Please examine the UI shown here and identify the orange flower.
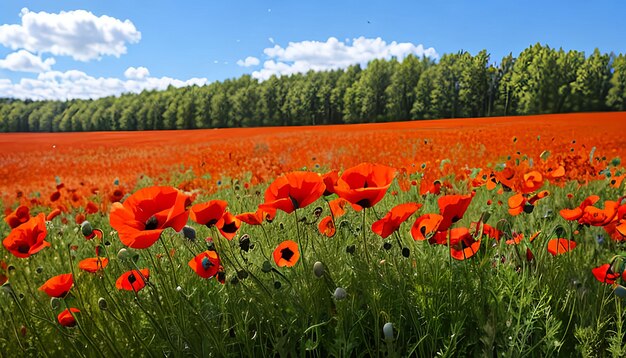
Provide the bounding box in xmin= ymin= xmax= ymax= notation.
xmin=437 ymin=194 xmax=474 ymax=232
xmin=190 ymin=200 xmax=227 ymax=227
xmin=410 ymin=214 xmax=443 ymax=241
xmin=236 ymin=208 xmax=269 ymax=226
xmin=46 ymin=208 xmax=62 ymax=221
xmin=559 ymin=195 xmax=600 ymax=221
xmin=321 ymin=169 xmax=339 ymax=196
xmin=216 ymin=212 xmax=241 ymax=240
xmin=520 ymin=171 xmax=544 ymax=193
xmin=579 ymin=200 xmax=619 ymax=226
xmin=85 ymin=201 xmax=99 ymax=214
xmin=448 ymin=228 xmax=481 ymax=260
xmin=547 ymin=239 xmax=577 ymax=256
xmin=508 ymin=191 xmax=549 ymax=216
xmin=188 ymin=250 xmax=220 ymax=279
xmin=109 ymin=186 xmax=191 ymax=249
xmin=58 ymin=308 xmax=80 ymax=327
xmin=318 ymin=216 xmax=336 ymax=237
xmin=328 ymin=198 xmax=349 ymax=218
xmin=3 ymin=213 xmax=49 ymax=258
xmin=4 ymin=205 xmax=30 ymax=229
xmin=116 ymin=269 xmax=150 ymax=291
xmin=39 ymin=273 xmax=73 ymax=298
xmin=333 ymin=163 xmax=396 ymax=210
xmin=259 ymin=171 xmax=325 ymax=214
xmin=372 ymin=203 xmax=421 ymax=238
xmin=273 ymin=240 xmax=300 ymax=267
xmin=78 ymin=257 xmax=109 ymax=273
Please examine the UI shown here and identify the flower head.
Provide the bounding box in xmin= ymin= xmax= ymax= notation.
xmin=3 ymin=213 xmax=49 ymax=258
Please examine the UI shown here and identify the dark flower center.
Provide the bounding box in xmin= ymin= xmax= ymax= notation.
xmin=128 ymin=273 xmax=137 ymax=284
xmin=289 ymin=195 xmax=299 ymax=210
xmin=451 ymin=215 xmax=461 ymax=223
xmin=356 ymin=199 xmax=371 ymax=208
xmin=205 ymin=219 xmax=218 ymax=228
xmin=17 ymin=243 xmax=30 ymax=254
xmin=221 ymin=222 xmax=238 ymax=233
xmin=202 ymin=257 xmax=213 ymax=270
xmin=420 ymin=226 xmax=427 ymax=236
xmin=281 ymin=247 xmax=294 ymax=261
xmin=145 ymin=216 xmax=159 ymax=230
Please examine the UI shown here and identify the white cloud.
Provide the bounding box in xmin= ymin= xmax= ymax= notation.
xmin=252 ymin=36 xmax=438 ymax=80
xmin=124 ymin=66 xmax=150 ymax=80
xmin=0 ymin=68 xmax=207 ymax=100
xmin=0 ymin=50 xmax=55 ymax=72
xmin=236 ymin=56 xmax=260 ymax=67
xmin=0 ymin=8 xmax=141 ymax=61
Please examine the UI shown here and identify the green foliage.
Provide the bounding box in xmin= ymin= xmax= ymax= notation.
xmin=1 ymin=44 xmax=626 ymax=132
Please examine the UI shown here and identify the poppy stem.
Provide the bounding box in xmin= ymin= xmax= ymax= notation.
xmin=158 ymin=234 xmax=180 ymax=287
xmin=294 ymin=210 xmax=308 ymax=268
xmin=362 ymin=209 xmax=371 ymax=264
xmin=62 ymin=299 xmax=106 ymax=358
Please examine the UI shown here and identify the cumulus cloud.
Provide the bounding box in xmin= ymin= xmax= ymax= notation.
xmin=236 ymin=56 xmax=260 ymax=67
xmin=124 ymin=66 xmax=150 ymax=80
xmin=252 ymin=37 xmax=438 ymax=80
xmin=0 ymin=8 xmax=141 ymax=61
xmin=0 ymin=68 xmax=207 ymax=100
xmin=0 ymin=50 xmax=55 ymax=72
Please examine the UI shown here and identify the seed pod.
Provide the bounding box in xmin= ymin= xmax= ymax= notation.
xmin=182 ymin=226 xmax=196 ymax=242
xmin=333 ymin=287 xmax=347 ymax=301
xmin=383 ymin=322 xmax=394 ymax=341
xmin=313 ymin=261 xmax=325 ymax=278
xmin=81 ymin=221 xmax=94 ymax=237
xmin=50 ymin=297 xmax=61 ymax=310
xmin=98 ymin=297 xmax=108 ymax=310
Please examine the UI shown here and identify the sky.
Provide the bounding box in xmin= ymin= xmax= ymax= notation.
xmin=0 ymin=1 xmax=624 ymax=100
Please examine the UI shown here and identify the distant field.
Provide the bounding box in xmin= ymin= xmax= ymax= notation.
xmin=1 ymin=112 xmax=625 ymax=204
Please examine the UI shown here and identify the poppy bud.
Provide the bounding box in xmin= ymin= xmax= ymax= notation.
xmin=383 ymin=242 xmax=392 ymax=250
xmin=346 ymin=245 xmax=356 ymax=255
xmin=402 ymin=247 xmax=410 ymax=258
xmin=274 ymin=281 xmax=282 ymax=289
xmin=182 ymin=226 xmax=196 ymax=242
xmin=81 ymin=221 xmax=93 ymax=237
xmin=383 ymin=322 xmax=394 ymax=341
xmin=36 ymin=266 xmax=43 ymax=274
xmin=261 ymin=261 xmax=273 ymax=273
xmin=1 ymin=282 xmax=13 ymax=294
xmin=313 ymin=261 xmax=325 ymax=278
xmin=614 ymin=285 xmax=626 ymax=299
xmin=239 ymin=234 xmax=251 ymax=252
xmin=50 ymin=297 xmax=61 ymax=310
xmin=20 ymin=325 xmax=26 ymax=337
xmin=237 ymin=270 xmax=249 ymax=280
xmin=98 ymin=297 xmax=107 ymax=310
xmin=117 ymin=248 xmax=129 ymax=260
xmin=333 ymin=287 xmax=347 ymax=301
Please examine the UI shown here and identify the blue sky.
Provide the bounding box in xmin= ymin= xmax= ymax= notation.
xmin=0 ymin=0 xmax=624 ymax=100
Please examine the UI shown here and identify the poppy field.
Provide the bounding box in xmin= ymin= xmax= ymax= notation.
xmin=2 ymin=112 xmax=626 ymax=356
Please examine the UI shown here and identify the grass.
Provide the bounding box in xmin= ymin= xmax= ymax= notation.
xmin=1 ymin=166 xmax=626 ymax=357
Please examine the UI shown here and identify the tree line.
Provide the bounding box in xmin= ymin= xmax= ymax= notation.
xmin=1 ymin=43 xmax=625 ymax=132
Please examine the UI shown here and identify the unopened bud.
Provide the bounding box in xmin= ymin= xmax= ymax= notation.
xmin=98 ymin=297 xmax=107 ymax=310
xmin=313 ymin=261 xmax=324 ymax=278
xmin=117 ymin=248 xmax=129 ymax=260
xmin=333 ymin=287 xmax=347 ymax=301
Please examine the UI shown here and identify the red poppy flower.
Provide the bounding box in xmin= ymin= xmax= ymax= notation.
xmin=116 ymin=269 xmax=150 ymax=291
xmin=78 ymin=257 xmax=109 ymax=273
xmin=592 ymin=264 xmax=620 ymax=284
xmin=273 ymin=240 xmax=300 ymax=267
xmin=259 ymin=171 xmax=325 ymax=214
xmin=190 ymin=200 xmax=227 ymax=227
xmin=3 ymin=213 xmax=49 ymax=258
xmin=188 ymin=250 xmax=220 ymax=279
xmin=236 ymin=208 xmax=269 ymax=226
xmin=58 ymin=308 xmax=80 ymax=327
xmin=559 ymin=195 xmax=600 ymax=221
xmin=333 ymin=163 xmax=396 ymax=210
xmin=109 ymin=186 xmax=191 ymax=249
xmin=410 ymin=214 xmax=443 ymax=241
xmin=547 ymin=239 xmax=577 ymax=256
xmin=437 ymin=194 xmax=474 ymax=232
xmin=318 ymin=216 xmax=336 ymax=237
xmin=4 ymin=205 xmax=30 ymax=229
xmin=329 ymin=198 xmax=349 ymax=218
xmin=0 ymin=260 xmax=8 ymax=286
xmin=610 ymin=174 xmax=626 ymax=189
xmin=46 ymin=208 xmax=62 ymax=221
xmin=39 ymin=273 xmax=73 ymax=298
xmin=508 ymin=191 xmax=549 ymax=216
xmin=109 ymin=187 xmax=125 ymax=203
xmin=322 ymin=170 xmax=339 ymax=196
xmin=579 ymin=201 xmax=619 ymax=226
xmin=372 ymin=203 xmax=421 ymax=238
xmin=50 ymin=191 xmax=61 ymax=202
xmin=420 ymin=180 xmax=442 ymax=196
xmin=85 ymin=201 xmax=99 ymax=214
xmin=448 ymin=228 xmax=481 ymax=260
xmin=521 ymin=171 xmax=544 ymax=193
xmin=471 ymin=223 xmax=502 ymax=241
xmin=75 ymin=213 xmax=86 ymax=225
xmin=216 ymin=212 xmax=241 ymax=240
